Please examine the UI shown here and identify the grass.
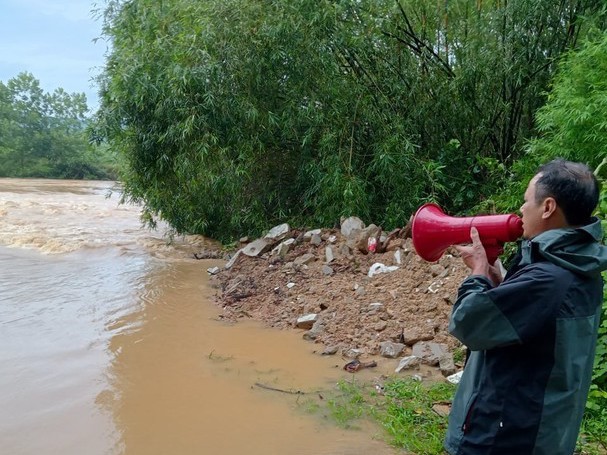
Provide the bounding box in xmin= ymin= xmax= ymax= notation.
xmin=299 ymin=376 xmax=607 ymax=455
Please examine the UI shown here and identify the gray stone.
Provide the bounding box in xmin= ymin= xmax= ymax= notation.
xmin=271 ymin=238 xmax=295 ymax=258
xmin=394 ymin=249 xmax=402 ymax=264
xmin=340 ymin=216 xmax=365 ymax=237
xmin=429 ymin=264 xmax=446 ymax=277
xmin=310 ymin=233 xmax=322 ymax=246
xmin=294 ymin=253 xmax=316 ymax=267
xmin=303 ymin=228 xmax=322 ymax=240
xmin=401 ymin=328 xmax=434 ymax=346
xmin=368 ymin=302 xmax=384 ymax=313
xmin=338 ymin=244 xmax=351 ymax=257
xmin=206 ymin=266 xmax=220 ymax=275
xmin=224 ymin=250 xmax=243 ymax=269
xmin=321 ymin=345 xmax=339 ymax=355
xmin=325 ymin=246 xmax=335 ymax=263
xmin=265 ymin=223 xmax=290 ymax=240
xmin=379 ymin=341 xmax=405 ymax=358
xmin=344 ymin=348 xmax=364 ymax=359
xmin=439 ymin=353 xmax=457 ymax=377
xmin=242 ymin=238 xmax=272 ymax=257
xmin=395 ymin=355 xmax=421 ymax=373
xmin=321 ymin=265 xmax=334 ymax=276
xmin=303 ymin=319 xmax=325 ymax=341
xmin=412 ymin=341 xmax=449 ymax=366
xmin=296 ymin=313 xmax=318 ymax=330
xmin=374 ymin=321 xmax=388 ymax=332
xmin=346 ymin=224 xmax=382 ymax=253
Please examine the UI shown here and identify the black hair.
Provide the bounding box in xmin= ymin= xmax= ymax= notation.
xmin=535 ymin=159 xmax=599 ymax=226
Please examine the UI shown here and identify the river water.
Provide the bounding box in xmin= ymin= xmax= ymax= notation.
xmin=0 ymin=178 xmax=396 ymax=455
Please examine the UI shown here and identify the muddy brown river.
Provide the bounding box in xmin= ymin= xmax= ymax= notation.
xmin=0 ymin=178 xmax=396 ymax=455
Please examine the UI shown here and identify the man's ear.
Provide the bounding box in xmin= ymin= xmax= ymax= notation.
xmin=541 ymin=197 xmax=558 ymax=219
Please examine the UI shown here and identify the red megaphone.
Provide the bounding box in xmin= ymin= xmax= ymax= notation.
xmin=411 ymin=203 xmax=523 ymax=265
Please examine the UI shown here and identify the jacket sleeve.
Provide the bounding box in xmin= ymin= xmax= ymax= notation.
xmin=449 ymin=265 xmax=566 ymax=351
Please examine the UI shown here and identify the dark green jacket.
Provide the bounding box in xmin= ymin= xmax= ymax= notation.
xmin=445 ymin=218 xmax=607 ymax=455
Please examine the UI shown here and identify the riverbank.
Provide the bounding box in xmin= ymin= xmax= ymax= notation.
xmin=209 ymin=219 xmax=471 ymax=379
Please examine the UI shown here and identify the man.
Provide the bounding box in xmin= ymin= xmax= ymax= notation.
xmin=444 ymin=159 xmax=607 ymax=455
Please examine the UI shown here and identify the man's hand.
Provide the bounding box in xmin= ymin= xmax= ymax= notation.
xmin=454 ymin=227 xmax=503 ymax=285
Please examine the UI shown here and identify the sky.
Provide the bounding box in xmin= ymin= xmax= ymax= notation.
xmin=0 ymin=0 xmax=108 ymax=112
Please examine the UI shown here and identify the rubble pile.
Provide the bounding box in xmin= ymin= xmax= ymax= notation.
xmin=210 ymin=217 xmax=471 ymax=378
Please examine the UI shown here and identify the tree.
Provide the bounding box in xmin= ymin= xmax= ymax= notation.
xmin=0 ymin=72 xmax=116 ymax=179
xmin=94 ymin=0 xmax=606 ymax=241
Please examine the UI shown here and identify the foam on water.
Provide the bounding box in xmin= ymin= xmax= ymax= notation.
xmin=0 ymin=178 xmax=219 ymax=257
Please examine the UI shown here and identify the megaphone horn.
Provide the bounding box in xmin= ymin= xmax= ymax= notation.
xmin=411 ymin=203 xmax=523 ymax=264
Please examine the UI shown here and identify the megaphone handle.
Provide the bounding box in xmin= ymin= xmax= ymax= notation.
xmin=484 ymin=244 xmax=503 ymax=266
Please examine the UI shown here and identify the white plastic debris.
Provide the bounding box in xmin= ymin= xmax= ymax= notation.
xmin=368 ymin=262 xmax=399 ymax=278
xmin=447 ymin=371 xmax=463 ymax=384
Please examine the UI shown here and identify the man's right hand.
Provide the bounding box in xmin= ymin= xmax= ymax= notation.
xmin=454 ymin=227 xmax=503 ymax=285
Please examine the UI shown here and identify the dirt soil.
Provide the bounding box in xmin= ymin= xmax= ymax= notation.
xmin=209 ymin=225 xmax=471 ymax=367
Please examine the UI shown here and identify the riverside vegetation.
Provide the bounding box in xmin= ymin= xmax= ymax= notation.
xmin=0 ymin=72 xmax=117 ymax=179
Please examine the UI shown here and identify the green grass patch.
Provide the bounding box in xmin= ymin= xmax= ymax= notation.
xmin=304 ymin=376 xmax=607 ymax=455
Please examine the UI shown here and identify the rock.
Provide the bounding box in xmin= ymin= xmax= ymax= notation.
xmin=432 ymin=403 xmax=451 ymax=418
xmin=310 ymin=233 xmax=322 ymax=246
xmin=394 ymin=249 xmax=402 ymax=264
xmin=347 ymin=224 xmax=381 ymax=253
xmin=242 ymin=238 xmax=272 ymax=257
xmin=427 ymin=281 xmax=441 ymax=293
xmin=340 ymin=216 xmax=365 ymax=237
xmin=207 ymin=266 xmax=220 ymax=275
xmin=303 ymin=319 xmax=325 ymax=341
xmin=439 ymin=352 xmax=457 ymax=377
xmin=265 ymin=223 xmax=290 ymax=240
xmin=344 ymin=348 xmax=364 ymax=359
xmin=395 ymin=355 xmax=421 ymax=373
xmin=429 ymin=264 xmax=446 ymax=277
xmin=338 ymin=244 xmax=351 ymax=257
xmin=325 ymin=246 xmax=335 ymax=263
xmin=294 ymin=253 xmax=316 ymax=267
xmin=374 ymin=321 xmax=388 ymax=332
xmin=379 ymin=341 xmax=405 ymax=358
xmin=368 ymin=302 xmax=384 ymax=313
xmin=296 ymin=314 xmax=318 ymax=329
xmin=303 ymin=229 xmax=322 ymax=241
xmin=271 ymin=238 xmax=295 ymax=258
xmin=321 ymin=265 xmax=334 ymax=276
xmin=239 ymin=236 xmax=249 ymax=244
xmin=412 ymin=341 xmax=449 ymax=366
xmin=224 ymin=250 xmax=243 ymax=269
xmin=321 ymin=345 xmax=339 ymax=355
xmin=401 ymin=328 xmax=435 ymax=346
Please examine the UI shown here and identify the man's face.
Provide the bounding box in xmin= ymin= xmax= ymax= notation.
xmin=519 ymin=174 xmax=544 ymax=239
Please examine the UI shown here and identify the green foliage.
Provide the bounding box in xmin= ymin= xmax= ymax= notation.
xmin=326 ymin=380 xmax=369 ymax=428
xmin=94 ymin=0 xmax=605 ymax=240
xmin=0 ymin=72 xmax=118 ymax=179
xmin=497 ymin=31 xmax=607 ymax=214
xmin=312 ymin=377 xmax=455 ymax=454
xmin=381 ymin=379 xmax=455 ymax=454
